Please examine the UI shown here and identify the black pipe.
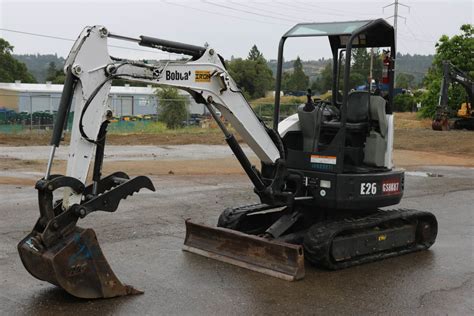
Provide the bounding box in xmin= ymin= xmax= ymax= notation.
xmin=225 ymin=134 xmax=266 ymax=192
xmin=331 ymin=49 xmax=339 ymax=106
xmin=92 ymin=121 xmax=109 ymax=186
xmin=273 ymin=37 xmax=286 ymax=131
xmin=50 ymin=67 xmax=77 ymax=147
xmin=139 ymin=35 xmax=206 ymax=59
xmin=387 ymin=38 xmax=396 ymax=114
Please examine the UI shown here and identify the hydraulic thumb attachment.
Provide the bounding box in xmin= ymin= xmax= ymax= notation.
xmin=18 ymin=172 xmax=155 ymax=299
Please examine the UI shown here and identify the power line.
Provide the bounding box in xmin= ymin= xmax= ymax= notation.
xmin=403 ymin=23 xmax=437 ymax=43
xmin=277 ymin=1 xmax=348 ymax=18
xmin=294 ymin=0 xmax=381 ymax=17
xmin=161 ymin=0 xmax=287 ymax=26
xmin=228 ymin=1 xmax=308 ymax=23
xmin=201 ymin=0 xmax=297 ymax=23
xmin=0 ymin=28 xmax=172 ymax=56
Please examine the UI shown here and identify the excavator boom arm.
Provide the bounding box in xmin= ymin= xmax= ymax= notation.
xmin=54 ymin=26 xmax=283 ymax=207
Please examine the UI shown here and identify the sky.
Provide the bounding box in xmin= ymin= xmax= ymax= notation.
xmin=0 ymin=0 xmax=472 ymax=61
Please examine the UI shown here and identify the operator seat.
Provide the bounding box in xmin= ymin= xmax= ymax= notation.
xmin=298 ymin=94 xmax=323 ymax=152
xmin=364 ymin=95 xmax=388 ymax=167
xmin=322 ymin=90 xmax=370 ymax=130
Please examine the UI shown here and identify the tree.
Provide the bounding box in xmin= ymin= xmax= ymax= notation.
xmin=393 ymin=93 xmax=416 ymax=112
xmin=311 ymin=62 xmax=333 ymax=94
xmin=156 ymin=87 xmax=188 ymax=129
xmin=227 ymin=45 xmax=273 ymax=99
xmin=396 ymin=73 xmax=415 ymax=89
xmin=45 ymin=61 xmax=66 ymax=84
xmin=420 ymin=24 xmax=474 ymax=118
xmin=0 ymin=38 xmax=36 ymax=83
xmin=349 ymin=48 xmax=383 ymax=88
xmin=282 ymin=56 xmax=309 ymax=92
xmin=248 ymin=44 xmax=263 ymax=61
xmin=312 ymin=48 xmax=384 ymax=95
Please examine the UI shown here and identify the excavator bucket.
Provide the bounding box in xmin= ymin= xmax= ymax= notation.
xmin=18 ymin=227 xmax=142 ymax=299
xmin=183 ymin=220 xmax=305 ymax=281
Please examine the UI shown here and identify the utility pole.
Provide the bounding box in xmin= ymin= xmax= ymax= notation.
xmin=369 ymin=48 xmax=374 ymax=91
xmin=383 ymin=0 xmax=410 ymax=87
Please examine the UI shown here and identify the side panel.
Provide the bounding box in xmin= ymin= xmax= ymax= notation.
xmin=293 ymin=169 xmax=404 ymax=210
xmin=384 ymin=114 xmax=394 ymax=168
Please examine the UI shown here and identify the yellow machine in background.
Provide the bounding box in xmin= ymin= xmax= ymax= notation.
xmin=457 ymin=102 xmax=472 ymax=118
xmin=432 ymin=61 xmax=474 ymax=131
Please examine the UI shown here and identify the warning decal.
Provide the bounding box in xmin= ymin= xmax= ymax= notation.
xmin=310 ymin=155 xmax=337 ymax=165
xmin=195 ymin=70 xmax=211 ymax=82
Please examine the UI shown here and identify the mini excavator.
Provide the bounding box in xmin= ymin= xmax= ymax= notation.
xmin=18 ymin=19 xmax=437 ymax=299
xmin=432 ymin=60 xmax=474 ymax=131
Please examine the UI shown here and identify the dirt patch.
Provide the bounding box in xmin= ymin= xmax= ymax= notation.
xmin=394 ymin=129 xmax=474 ymax=156
xmin=0 ymin=132 xmax=52 ymax=146
xmin=0 ymin=158 xmax=44 ymax=170
xmin=394 ymin=112 xmax=432 ymax=129
xmin=0 ymin=157 xmax=250 ymax=179
xmin=0 ymin=177 xmax=36 ymax=186
xmin=0 ymin=130 xmax=231 ymax=146
xmin=106 ymin=132 xmax=228 ymax=146
xmin=394 ymin=150 xmax=474 ymax=168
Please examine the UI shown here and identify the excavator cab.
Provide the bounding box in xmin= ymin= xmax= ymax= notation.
xmin=213 ymin=19 xmax=436 ymax=274
xmin=274 ymin=19 xmax=402 ymax=209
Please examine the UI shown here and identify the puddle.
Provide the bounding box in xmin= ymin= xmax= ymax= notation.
xmin=405 ymin=171 xmax=443 ymax=177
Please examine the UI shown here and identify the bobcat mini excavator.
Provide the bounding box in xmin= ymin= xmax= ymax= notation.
xmin=18 ymin=19 xmax=437 ymax=299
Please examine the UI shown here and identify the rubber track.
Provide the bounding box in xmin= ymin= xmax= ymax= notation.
xmin=303 ymin=208 xmax=438 ymax=270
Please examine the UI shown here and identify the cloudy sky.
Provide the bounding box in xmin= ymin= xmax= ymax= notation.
xmin=0 ymin=0 xmax=472 ymax=61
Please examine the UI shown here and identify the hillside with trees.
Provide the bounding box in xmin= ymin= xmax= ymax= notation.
xmin=13 ymin=53 xmax=65 ymax=82
xmin=0 ymin=38 xmax=36 ymax=83
xmin=267 ymin=58 xmax=330 ymax=82
xmin=396 ymin=53 xmax=434 ymax=86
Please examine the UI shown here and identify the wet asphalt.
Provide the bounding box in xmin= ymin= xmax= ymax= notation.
xmin=0 ymin=166 xmax=473 ymax=315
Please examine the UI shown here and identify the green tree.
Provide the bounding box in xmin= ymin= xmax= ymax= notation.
xmin=396 ymin=73 xmax=415 ymax=89
xmin=248 ymin=44 xmax=263 ymax=61
xmin=45 ymin=61 xmax=66 ymax=84
xmin=311 ymin=62 xmax=333 ymax=94
xmin=349 ymin=48 xmax=383 ymax=88
xmin=420 ymin=24 xmax=474 ymax=118
xmin=227 ymin=45 xmax=273 ymax=99
xmin=0 ymin=38 xmax=36 ymax=83
xmin=156 ymin=87 xmax=188 ymax=129
xmin=393 ymin=93 xmax=416 ymax=112
xmin=283 ymin=56 xmax=309 ymax=91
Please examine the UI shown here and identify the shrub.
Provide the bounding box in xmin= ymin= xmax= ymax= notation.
xmin=156 ymin=87 xmax=188 ymax=129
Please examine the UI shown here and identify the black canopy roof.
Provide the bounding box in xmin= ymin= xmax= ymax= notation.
xmin=283 ymin=19 xmax=394 ymax=51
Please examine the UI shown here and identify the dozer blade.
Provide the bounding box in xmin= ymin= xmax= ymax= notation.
xmin=183 ymin=220 xmax=304 ymax=281
xmin=18 ymin=227 xmax=142 ymax=299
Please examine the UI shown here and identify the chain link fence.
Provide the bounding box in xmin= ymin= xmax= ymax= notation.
xmin=0 ymin=92 xmax=304 ymax=134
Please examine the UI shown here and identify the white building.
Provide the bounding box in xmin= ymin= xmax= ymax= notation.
xmin=0 ymin=81 xmax=206 ymax=116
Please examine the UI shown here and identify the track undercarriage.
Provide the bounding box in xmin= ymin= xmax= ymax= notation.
xmin=212 ymin=203 xmax=437 ymax=271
